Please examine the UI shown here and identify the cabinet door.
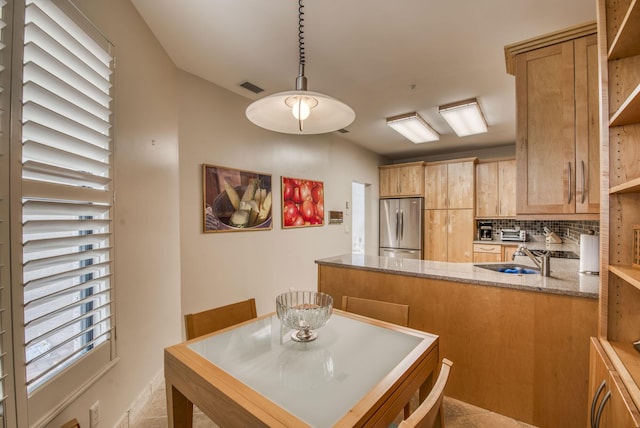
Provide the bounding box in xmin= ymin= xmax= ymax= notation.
xmin=476 ymin=162 xmax=498 ymax=217
xmin=574 ymin=34 xmax=600 ymax=214
xmin=448 ymin=162 xmax=475 ymax=209
xmin=474 ymin=252 xmax=501 ymax=263
xmin=498 ymin=160 xmax=517 ymax=217
xmin=398 ymin=164 xmax=424 ymax=196
xmin=589 ymin=338 xmax=613 ymax=428
xmin=588 ymin=338 xmax=640 ymax=428
xmin=424 ymin=210 xmax=447 ymax=261
xmin=515 ymin=40 xmax=576 ymax=214
xmin=424 ymin=164 xmax=447 ymax=209
xmin=609 ymin=371 xmax=640 ymax=428
xmin=448 ymin=209 xmax=474 ymax=262
xmin=379 ymin=167 xmax=399 ymax=197
xmin=473 ymin=243 xmax=501 ymax=263
xmin=502 ymin=245 xmax=518 ymax=262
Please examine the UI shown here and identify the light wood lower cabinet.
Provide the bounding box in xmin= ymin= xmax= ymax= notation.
xmin=473 ymin=243 xmax=501 ymax=262
xmin=473 ymin=243 xmax=519 ymax=262
xmin=425 ymin=209 xmax=474 ymax=262
xmin=318 ymin=264 xmax=597 ymax=428
xmin=588 ymin=338 xmax=640 ymax=427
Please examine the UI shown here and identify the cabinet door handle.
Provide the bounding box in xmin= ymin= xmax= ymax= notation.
xmin=595 ymin=390 xmax=611 ymax=428
xmin=590 ymin=380 xmax=606 ymax=428
xmin=581 ymin=160 xmax=586 ymax=204
xmin=567 ymin=162 xmax=573 ymax=204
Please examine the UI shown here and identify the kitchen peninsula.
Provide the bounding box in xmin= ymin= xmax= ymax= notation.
xmin=316 ymin=253 xmax=598 ymax=428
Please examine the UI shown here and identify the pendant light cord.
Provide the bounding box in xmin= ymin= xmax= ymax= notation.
xmin=298 ymin=0 xmax=305 ymax=67
xmin=296 ymin=0 xmax=306 ymax=131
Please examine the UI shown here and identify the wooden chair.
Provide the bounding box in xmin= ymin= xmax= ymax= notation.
xmin=184 ymin=298 xmax=257 ymax=340
xmin=398 ymin=358 xmax=453 ymax=428
xmin=341 ymin=296 xmax=412 ymax=418
xmin=341 ymin=295 xmax=409 ymax=326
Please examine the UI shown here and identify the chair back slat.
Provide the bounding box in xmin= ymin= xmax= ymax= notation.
xmin=184 ymin=298 xmax=257 ymax=340
xmin=399 ymin=359 xmax=453 ymax=428
xmin=341 ymin=296 xmax=409 ymax=326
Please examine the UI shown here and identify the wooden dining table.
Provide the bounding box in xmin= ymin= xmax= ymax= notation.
xmin=164 ymin=309 xmax=439 ymax=428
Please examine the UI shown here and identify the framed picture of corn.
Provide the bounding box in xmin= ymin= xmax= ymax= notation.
xmin=202 ymin=164 xmax=273 ymax=232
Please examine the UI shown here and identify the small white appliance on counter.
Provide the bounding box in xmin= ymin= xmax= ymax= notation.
xmin=579 ymin=234 xmax=600 ymax=274
xmin=500 ymin=229 xmax=527 ymax=242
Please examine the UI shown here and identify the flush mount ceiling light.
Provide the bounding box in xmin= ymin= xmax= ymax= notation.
xmin=245 ymin=0 xmax=355 ymax=135
xmin=386 ymin=112 xmax=440 ymax=144
xmin=438 ymin=98 xmax=488 ymax=137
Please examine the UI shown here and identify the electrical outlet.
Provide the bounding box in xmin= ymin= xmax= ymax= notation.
xmin=89 ymin=401 xmax=100 ymax=427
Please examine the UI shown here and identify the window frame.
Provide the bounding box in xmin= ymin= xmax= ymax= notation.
xmin=8 ymin=0 xmax=118 ymax=425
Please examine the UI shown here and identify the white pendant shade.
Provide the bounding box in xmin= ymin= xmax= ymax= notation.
xmin=246 ymin=90 xmax=355 ymax=135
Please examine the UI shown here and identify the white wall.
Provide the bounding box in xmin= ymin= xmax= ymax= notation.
xmin=177 ymin=71 xmax=383 ymax=316
xmin=42 ymin=1 xmax=383 ymax=426
xmin=46 ymin=0 xmax=183 ymax=426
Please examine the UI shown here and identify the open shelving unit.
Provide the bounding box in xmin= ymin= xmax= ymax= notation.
xmin=598 ymin=0 xmax=640 ymax=421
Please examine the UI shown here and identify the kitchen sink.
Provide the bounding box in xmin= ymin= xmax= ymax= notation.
xmin=474 ymin=263 xmax=540 ymax=274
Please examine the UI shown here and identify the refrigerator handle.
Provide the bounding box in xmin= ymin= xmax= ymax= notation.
xmin=400 ymin=209 xmax=404 ymax=241
xmin=395 ymin=209 xmax=400 ymax=241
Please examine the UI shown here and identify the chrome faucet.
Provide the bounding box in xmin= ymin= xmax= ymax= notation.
xmin=512 ymin=244 xmax=551 ymax=277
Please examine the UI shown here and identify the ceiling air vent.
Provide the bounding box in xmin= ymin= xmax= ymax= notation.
xmin=337 ymin=128 xmax=349 ymax=133
xmin=240 ymin=81 xmax=264 ymax=94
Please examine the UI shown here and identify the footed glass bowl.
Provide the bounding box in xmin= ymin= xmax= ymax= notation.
xmin=276 ymin=291 xmax=333 ymax=342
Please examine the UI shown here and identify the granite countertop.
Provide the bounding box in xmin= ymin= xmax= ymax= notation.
xmin=316 ymin=249 xmax=599 ymax=299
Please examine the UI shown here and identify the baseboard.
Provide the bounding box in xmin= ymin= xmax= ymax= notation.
xmin=115 ymin=369 xmax=164 ymax=427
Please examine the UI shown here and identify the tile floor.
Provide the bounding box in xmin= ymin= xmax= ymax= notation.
xmin=131 ymin=384 xmax=536 ymax=428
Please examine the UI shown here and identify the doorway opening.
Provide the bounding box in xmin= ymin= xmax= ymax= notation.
xmin=352 ymin=182 xmax=365 ymax=254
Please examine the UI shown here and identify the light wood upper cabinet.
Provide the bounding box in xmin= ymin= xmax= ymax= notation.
xmin=379 ymin=162 xmax=425 ymax=197
xmin=475 ymin=159 xmax=516 ymax=218
xmin=513 ymin=33 xmax=599 ymax=217
xmin=575 ymin=35 xmax=601 ymax=214
xmin=424 ymin=158 xmax=476 ymax=209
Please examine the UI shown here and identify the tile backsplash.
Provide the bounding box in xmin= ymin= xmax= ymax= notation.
xmin=478 ymin=219 xmax=599 ymax=244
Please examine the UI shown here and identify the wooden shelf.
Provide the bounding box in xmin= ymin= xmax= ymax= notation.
xmin=610 ymin=82 xmax=640 ymax=127
xmin=610 ymin=177 xmax=640 ymax=194
xmin=610 ymin=264 xmax=640 ymax=291
xmin=603 ymin=340 xmax=640 ymax=413
xmin=608 ymin=0 xmax=640 ymax=59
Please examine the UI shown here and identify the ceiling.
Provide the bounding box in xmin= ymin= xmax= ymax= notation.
xmin=130 ymin=0 xmax=596 ymax=161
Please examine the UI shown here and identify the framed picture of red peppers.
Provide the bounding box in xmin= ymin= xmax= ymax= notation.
xmin=281 ymin=176 xmax=324 ymax=228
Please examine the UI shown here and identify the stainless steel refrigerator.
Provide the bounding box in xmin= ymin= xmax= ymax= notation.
xmin=379 ymin=197 xmax=423 ymax=259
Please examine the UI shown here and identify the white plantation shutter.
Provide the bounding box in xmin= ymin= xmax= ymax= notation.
xmin=0 ymin=0 xmax=15 ymax=425
xmin=20 ymin=0 xmax=115 ymax=420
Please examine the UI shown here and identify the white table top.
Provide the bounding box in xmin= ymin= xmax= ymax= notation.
xmin=187 ymin=312 xmax=437 ymax=427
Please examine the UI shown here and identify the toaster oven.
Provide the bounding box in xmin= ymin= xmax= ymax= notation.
xmin=500 ymin=229 xmax=527 ymax=242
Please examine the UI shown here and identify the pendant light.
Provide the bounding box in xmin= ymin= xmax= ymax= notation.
xmin=245 ymin=0 xmax=355 ymax=134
